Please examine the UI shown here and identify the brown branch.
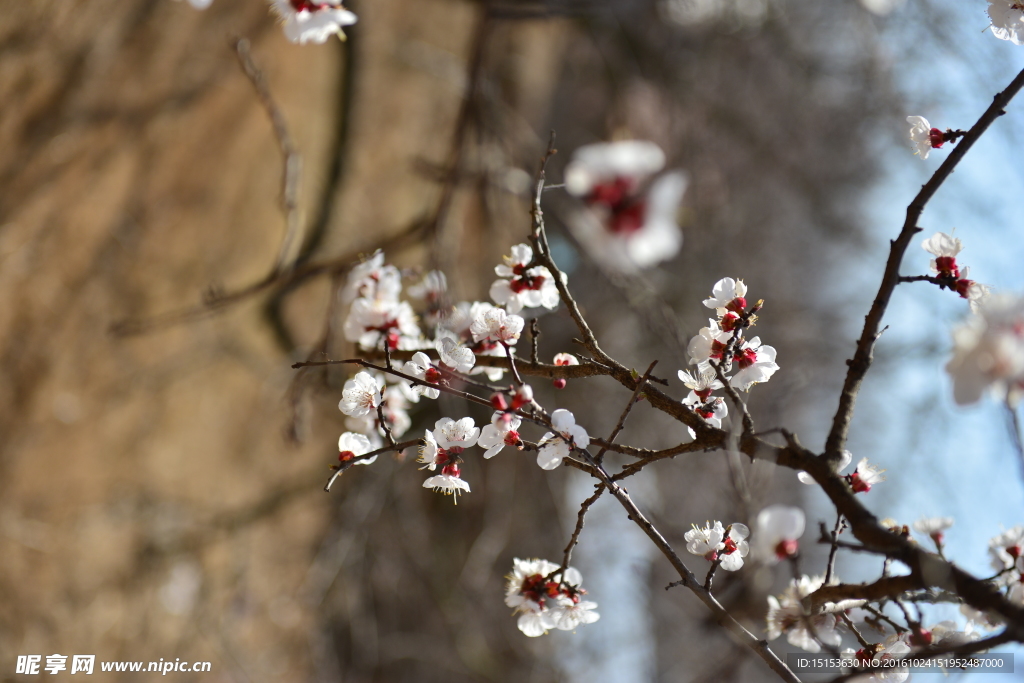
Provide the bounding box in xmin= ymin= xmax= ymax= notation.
xmin=325 ymin=439 xmax=421 ymax=491
xmin=824 ymin=65 xmax=1024 ymax=464
xmin=561 ymin=484 xmax=605 ymax=570
xmin=594 ymin=361 xmax=657 ymax=465
xmin=808 ymin=575 xmax=923 ymax=611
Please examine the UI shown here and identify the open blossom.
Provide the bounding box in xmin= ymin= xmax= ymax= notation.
xmin=922 ymin=232 xmax=964 ymax=278
xmin=753 ymin=505 xmax=806 ymax=563
xmin=988 ymin=0 xmax=1024 ymax=44
xmin=470 ymin=307 xmax=525 ymax=345
xmin=505 ymin=559 xmax=599 ymax=636
xmin=341 ymin=250 xmax=401 ymax=303
xmin=407 ymin=270 xmax=447 ymax=302
xmin=847 ymin=457 xmax=886 ymax=493
xmin=270 ymin=0 xmax=358 ymax=44
xmin=687 ymin=321 xmax=731 ymax=365
xmin=338 ymin=372 xmax=382 ymax=417
xmin=685 ymin=521 xmax=749 ymax=570
xmin=564 ymin=140 xmax=686 ymax=271
xmin=766 ymin=575 xmax=842 ymax=652
xmin=704 ymin=277 xmax=748 ymax=316
xmin=437 ymin=337 xmax=475 ymax=374
xmin=477 ymin=411 xmax=522 ymax=458
xmin=732 ymin=337 xmax=779 ymax=391
xmin=439 ymin=302 xmax=506 ymax=381
xmin=422 ymin=463 xmax=470 ymax=503
xmin=537 ymin=409 xmax=590 ymax=470
xmin=433 ymin=417 xmax=480 ymax=450
xmin=907 ymin=116 xmax=944 ymax=159
xmin=798 ymin=449 xmax=852 ymax=485
xmin=401 ymin=352 xmax=441 ymax=399
xmin=678 ymin=366 xmax=723 ymax=401
xmin=343 ymin=297 xmax=421 ymax=350
xmin=682 ymin=393 xmax=728 ymax=428
xmin=337 ymin=431 xmax=375 ymax=466
xmin=988 ymin=525 xmax=1024 ymax=571
xmin=489 ymin=244 xmax=561 ymax=314
xmin=946 ymin=293 xmax=1024 ymax=404
xmin=913 ymin=516 xmax=953 ymax=547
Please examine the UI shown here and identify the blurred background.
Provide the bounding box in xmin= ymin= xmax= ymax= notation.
xmin=2 ymin=0 xmax=1023 ymax=681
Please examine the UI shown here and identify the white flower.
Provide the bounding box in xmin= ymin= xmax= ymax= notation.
xmin=684 ymin=521 xmax=749 ymax=570
xmin=766 ymin=575 xmax=842 ymax=653
xmin=926 ymin=620 xmax=980 ymax=648
xmin=682 ymin=393 xmax=728 ymax=428
xmin=489 ymin=244 xmax=561 ymax=314
xmin=438 ymin=302 xmax=507 ymax=381
xmin=553 ymin=353 xmax=579 ymax=367
xmin=912 ymin=516 xmax=953 ymax=546
xmin=341 ymin=251 xmax=401 ymax=303
xmin=564 ymin=141 xmax=685 ymax=271
xmin=402 ymin=352 xmax=441 ymax=400
xmin=848 ymin=635 xmax=911 ymax=682
xmin=422 ymin=464 xmax=470 ymax=503
xmin=270 ymin=0 xmax=358 ymax=44
xmin=537 ymin=409 xmax=590 ymax=470
xmin=703 ymin=277 xmax=749 ymax=316
xmin=849 ymin=457 xmax=886 ymax=493
xmin=907 ymin=115 xmax=941 ymax=159
xmin=797 ymin=449 xmax=852 ymax=485
xmin=176 ymin=0 xmax=213 ymax=9
xmin=477 ymin=411 xmax=522 ymax=459
xmin=753 ymin=505 xmax=806 ymax=563
xmin=550 ymin=597 xmax=601 ymax=630
xmin=337 ymin=431 xmax=375 ymax=466
xmin=343 ymin=297 xmax=421 ymax=350
xmin=922 ymin=231 xmax=964 ymax=277
xmin=989 ymin=0 xmax=1024 ymax=44
xmin=417 ymin=430 xmax=441 ymax=470
xmin=988 ymin=526 xmax=1024 ymax=571
xmin=732 ymin=337 xmax=780 ymax=391
xmin=685 ymin=521 xmax=725 ymax=559
xmin=436 ymin=337 xmax=475 ymax=374
xmin=678 ymin=365 xmax=724 ymax=398
xmin=946 ymin=293 xmax=1024 ymax=405
xmin=433 ymin=417 xmax=480 ymax=450
xmin=687 ymin=320 xmax=731 ymax=365
xmin=338 ymin=372 xmax=382 ymax=417
xmin=470 ymin=307 xmax=525 ymax=345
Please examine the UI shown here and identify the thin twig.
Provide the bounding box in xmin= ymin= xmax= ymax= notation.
xmin=825 ymin=513 xmax=845 ymax=585
xmin=325 ymin=439 xmax=420 ymax=492
xmin=561 ymin=485 xmax=605 ymax=570
xmin=594 ymin=361 xmax=656 ymax=465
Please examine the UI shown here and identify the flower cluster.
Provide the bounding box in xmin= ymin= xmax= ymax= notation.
xmin=504 ymin=558 xmax=599 ymax=636
xmin=686 ymin=507 xmax=805 ymax=573
xmin=565 ymin=140 xmax=687 ymax=271
xmin=679 ymin=278 xmax=779 ymax=429
xmin=766 ymin=575 xmax=843 ymax=652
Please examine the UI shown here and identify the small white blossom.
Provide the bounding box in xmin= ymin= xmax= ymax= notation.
xmin=436 ymin=337 xmax=475 ymax=374
xmin=678 ymin=366 xmax=724 ymax=397
xmin=407 ymin=270 xmax=447 ymax=301
xmin=553 ymin=353 xmax=579 ymax=366
xmin=687 ymin=320 xmax=731 ymax=365
xmin=341 ymin=251 xmax=401 ymax=303
xmin=477 ymin=411 xmax=522 ymax=459
xmin=337 ymin=431 xmax=375 ymax=466
xmin=338 ymin=372 xmax=383 ymax=417
xmin=433 ymin=417 xmax=480 ymax=450
xmin=470 ymin=307 xmax=525 ymax=345
xmin=988 ymin=526 xmax=1024 ymax=571
xmin=422 ymin=465 xmax=470 ymax=503
xmin=270 ymin=0 xmax=357 ymax=44
xmin=989 ymin=0 xmax=1024 ymax=44
xmin=343 ymin=297 xmax=421 ymax=350
xmin=505 ymin=558 xmax=598 ymax=636
xmin=849 ymin=457 xmax=886 ymax=493
xmin=489 ymin=244 xmax=561 ymax=314
xmin=537 ymin=409 xmax=590 ymax=470
xmin=685 ymin=521 xmax=749 ymax=570
xmin=682 ymin=393 xmax=728 ymax=428
xmin=922 ymin=231 xmax=964 ymax=276
xmin=402 ymin=352 xmax=441 ymax=400
xmin=753 ymin=505 xmax=806 ymax=563
xmin=907 ymin=115 xmax=940 ymax=159
xmin=703 ymin=277 xmax=749 ymax=316
xmin=732 ymin=337 xmax=780 ymax=391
